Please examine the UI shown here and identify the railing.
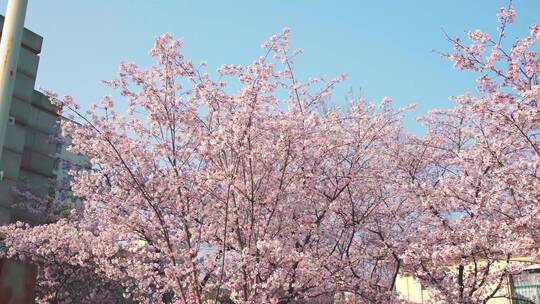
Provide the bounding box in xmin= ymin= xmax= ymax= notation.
xmin=513 ymin=284 xmax=540 ymax=304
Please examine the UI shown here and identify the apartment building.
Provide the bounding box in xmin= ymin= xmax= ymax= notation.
xmin=0 ymin=15 xmax=87 ymax=224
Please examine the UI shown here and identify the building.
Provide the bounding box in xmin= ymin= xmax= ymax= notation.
xmin=53 ymin=132 xmax=89 ymax=208
xmin=396 ymin=262 xmax=540 ymax=304
xmin=0 ymin=12 xmax=90 ymax=304
xmin=0 ymin=15 xmax=87 ymax=226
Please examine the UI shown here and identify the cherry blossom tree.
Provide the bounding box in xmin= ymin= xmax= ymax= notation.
xmin=397 ymin=3 xmax=540 ymax=303
xmin=1 ymin=29 xmax=411 ymax=303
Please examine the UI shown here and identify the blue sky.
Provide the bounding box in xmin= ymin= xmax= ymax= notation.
xmin=2 ymin=1 xmax=539 ymax=133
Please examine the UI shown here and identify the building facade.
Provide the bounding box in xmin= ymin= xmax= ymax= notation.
xmin=0 ymin=15 xmax=88 ymax=303
xmin=0 ymin=15 xmax=87 ymax=226
xmin=396 ymin=266 xmax=540 ymax=304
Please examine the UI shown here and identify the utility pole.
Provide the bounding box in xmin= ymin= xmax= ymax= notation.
xmin=0 ymin=2 xmax=35 ymax=303
xmin=0 ymin=0 xmax=28 ymax=164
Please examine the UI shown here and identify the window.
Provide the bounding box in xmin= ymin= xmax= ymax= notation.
xmin=511 ymin=268 xmax=540 ymax=304
xmin=53 ymin=159 xmax=61 ymax=170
